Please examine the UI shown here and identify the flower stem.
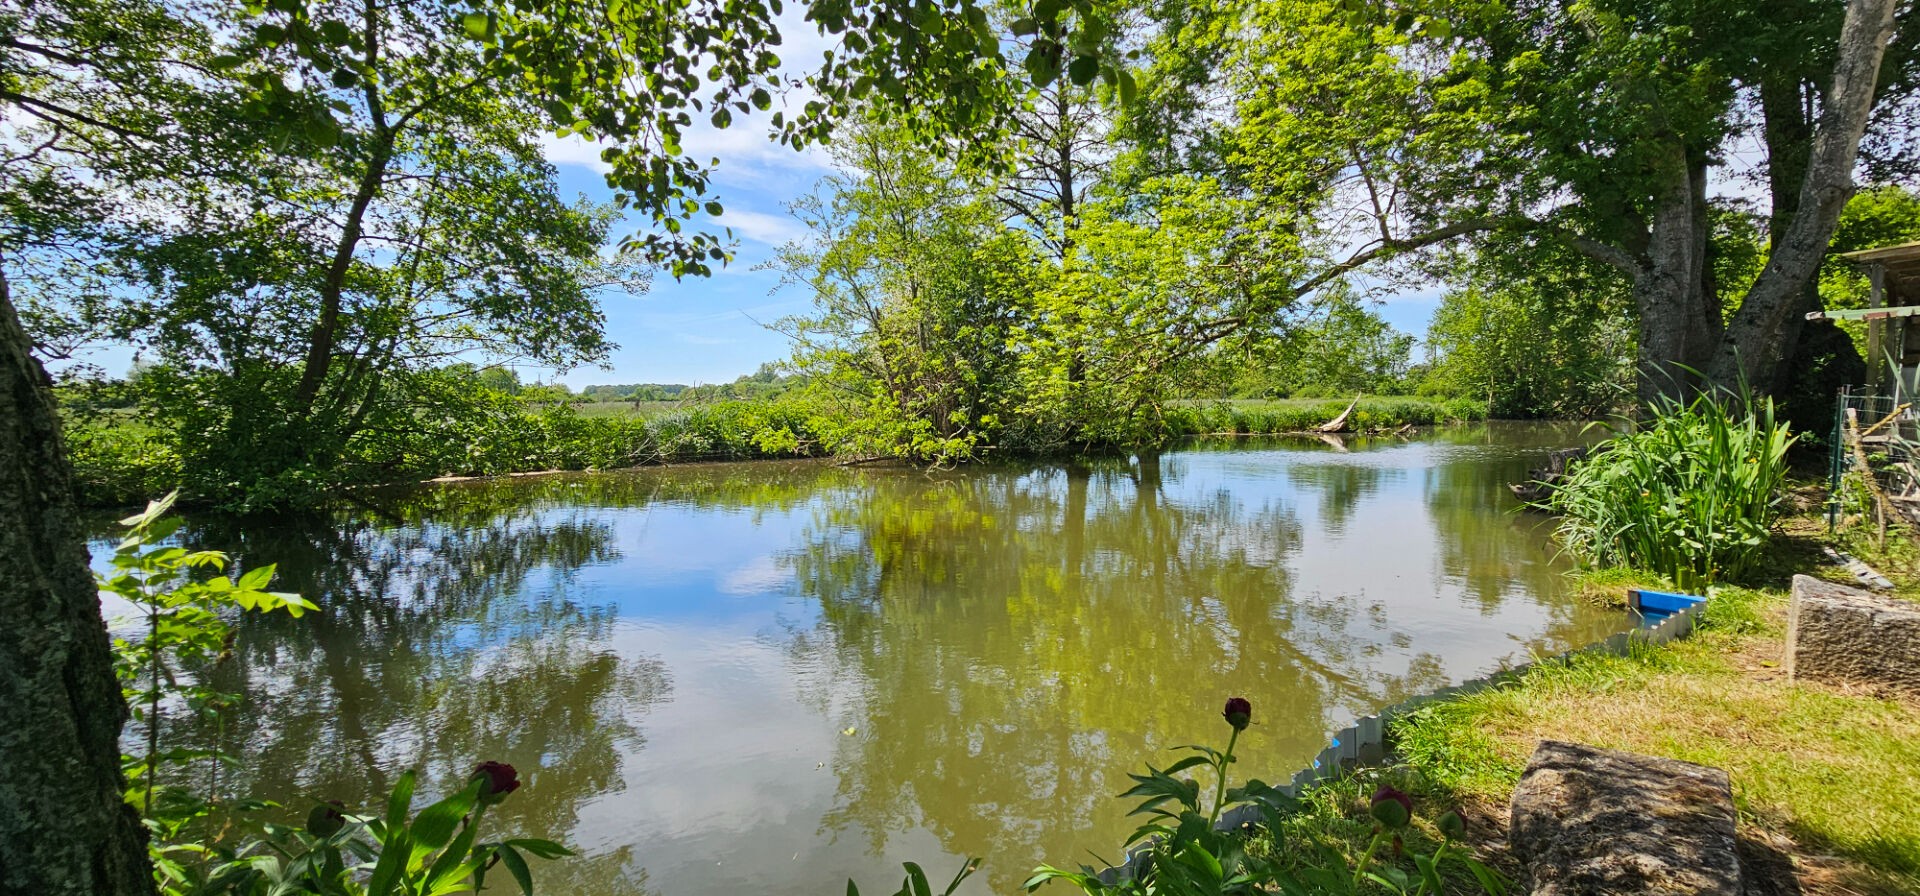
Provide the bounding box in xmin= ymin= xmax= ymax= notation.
xmin=1206 ymin=727 xmax=1240 ymax=829
xmin=1352 ymin=830 xmax=1386 ymax=891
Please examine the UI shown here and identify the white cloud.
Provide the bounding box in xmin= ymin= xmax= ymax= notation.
xmin=715 ymin=207 xmax=810 ymax=247
xmin=539 ymin=132 xmax=614 ymax=175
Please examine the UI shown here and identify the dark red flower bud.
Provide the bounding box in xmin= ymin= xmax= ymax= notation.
xmin=306 ymin=799 xmax=346 ymax=837
xmin=1437 ymin=809 xmax=1467 ymax=840
xmin=1369 ymin=785 xmax=1412 ymax=830
xmin=472 ymin=761 xmax=521 ymax=804
xmin=1222 ymin=697 xmax=1252 ymax=732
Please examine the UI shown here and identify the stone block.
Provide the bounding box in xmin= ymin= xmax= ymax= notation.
xmin=1510 ymin=740 xmax=1740 ymax=896
xmin=1786 ymin=574 xmax=1920 ymax=695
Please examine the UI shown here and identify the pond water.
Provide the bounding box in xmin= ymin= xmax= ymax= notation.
xmin=109 ymin=423 xmax=1624 ymax=895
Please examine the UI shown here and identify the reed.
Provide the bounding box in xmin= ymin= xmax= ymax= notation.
xmin=1549 ymin=389 xmax=1794 ymax=589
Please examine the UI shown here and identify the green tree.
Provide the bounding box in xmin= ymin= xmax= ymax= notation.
xmin=1130 ymin=0 xmax=1913 ymax=404
xmin=773 ymin=121 xmax=1042 ymax=462
xmin=1423 ymin=241 xmax=1636 ymax=419
xmin=1222 ymin=290 xmax=1416 ymax=399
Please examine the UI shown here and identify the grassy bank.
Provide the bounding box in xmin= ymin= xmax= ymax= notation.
xmin=62 ymin=395 xmax=1486 ymax=508
xmin=1248 ymin=513 xmax=1920 ymax=895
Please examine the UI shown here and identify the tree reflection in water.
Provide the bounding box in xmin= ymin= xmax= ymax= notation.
xmin=102 ymin=430 xmax=1621 ymax=896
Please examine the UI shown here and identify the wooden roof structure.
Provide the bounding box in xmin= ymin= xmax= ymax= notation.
xmin=1841 ymin=239 xmax=1920 ymax=304
xmin=1814 ymin=241 xmax=1920 ymax=388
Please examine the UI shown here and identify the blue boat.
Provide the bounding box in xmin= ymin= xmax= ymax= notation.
xmin=1628 ymin=588 xmax=1706 ymax=622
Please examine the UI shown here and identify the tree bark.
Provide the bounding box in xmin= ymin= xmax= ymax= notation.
xmin=0 ymin=261 xmax=156 ymax=895
xmin=1709 ymin=0 xmax=1900 ymax=389
xmin=1632 ymin=147 xmax=1720 ymax=405
xmin=1758 ymin=66 xmax=1821 ymax=394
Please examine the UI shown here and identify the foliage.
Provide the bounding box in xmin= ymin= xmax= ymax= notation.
xmin=1025 ymin=700 xmax=1503 ymax=896
xmin=846 ymin=859 xmax=980 ymax=896
xmin=772 ymin=121 xmax=1041 ymax=464
xmin=1421 ymin=238 xmax=1635 ymax=419
xmin=100 ymin=493 xmax=573 ymax=894
xmin=178 ymin=768 xmax=570 ymax=896
xmin=1017 ymin=174 xmax=1305 ymax=451
xmin=1817 ymin=185 xmax=1920 ymax=357
xmin=1549 ymin=390 xmax=1795 ymax=589
xmin=1212 ymin=290 xmax=1415 ymax=400
xmin=101 ymin=491 xmax=317 ymax=839
xmin=1167 ymin=398 xmax=1484 ymax=437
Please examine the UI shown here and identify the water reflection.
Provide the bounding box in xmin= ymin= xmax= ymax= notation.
xmin=112 ymin=425 xmax=1619 ymax=896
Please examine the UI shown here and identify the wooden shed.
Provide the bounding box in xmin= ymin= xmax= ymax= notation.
xmin=1816 ymin=240 xmax=1920 ymax=392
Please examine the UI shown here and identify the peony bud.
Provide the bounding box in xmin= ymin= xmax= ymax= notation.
xmin=1369 ymin=785 xmax=1412 ymax=830
xmin=472 ymin=760 xmax=522 ymax=804
xmin=306 ymin=800 xmax=346 ymax=838
xmin=1222 ymin=696 xmax=1252 ymax=732
xmin=1437 ymin=809 xmax=1467 ymax=840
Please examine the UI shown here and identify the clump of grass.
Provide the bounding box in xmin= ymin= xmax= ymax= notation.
xmin=1551 ymin=390 xmax=1794 ymax=590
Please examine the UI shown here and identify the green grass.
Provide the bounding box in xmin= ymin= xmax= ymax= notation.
xmin=1168 ymin=397 xmax=1487 ymax=436
xmin=1376 ymin=563 xmax=1920 ymax=894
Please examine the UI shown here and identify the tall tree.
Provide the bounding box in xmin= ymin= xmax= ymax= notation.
xmin=773 ymin=121 xmax=1041 ymax=462
xmin=0 ymin=261 xmax=157 ymax=896
xmin=1132 ymin=0 xmax=1914 ymax=403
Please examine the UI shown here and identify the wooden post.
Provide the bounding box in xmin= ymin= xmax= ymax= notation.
xmin=1867 ymin=264 xmax=1887 ymax=391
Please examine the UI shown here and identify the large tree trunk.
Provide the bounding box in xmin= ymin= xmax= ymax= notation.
xmin=1708 ymin=0 xmax=1900 ymax=389
xmin=1758 ymin=66 xmax=1821 ymax=395
xmin=1632 ymin=149 xmax=1720 ymax=406
xmin=0 ymin=263 xmax=156 ymax=894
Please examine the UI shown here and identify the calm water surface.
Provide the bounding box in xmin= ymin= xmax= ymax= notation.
xmin=116 ymin=424 xmax=1623 ymax=895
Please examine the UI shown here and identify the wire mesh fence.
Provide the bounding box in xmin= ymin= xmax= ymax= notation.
xmin=1829 ymin=386 xmax=1920 ymax=529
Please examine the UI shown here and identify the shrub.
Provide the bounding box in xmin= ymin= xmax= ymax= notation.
xmin=1549 ymin=390 xmax=1794 ymax=589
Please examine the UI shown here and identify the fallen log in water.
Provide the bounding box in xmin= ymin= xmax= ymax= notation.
xmin=1316 ymin=394 xmax=1362 ymax=433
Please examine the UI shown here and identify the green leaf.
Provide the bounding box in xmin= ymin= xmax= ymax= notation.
xmin=234 ymin=564 xmax=275 ymax=591
xmin=386 ymin=771 xmax=416 ymax=829
xmin=904 ymin=862 xmax=933 ymax=896
xmin=504 ymin=838 xmax=573 ymax=859
xmin=499 ymin=846 xmax=536 ymax=896
xmin=462 ymin=12 xmax=489 ymax=39
xmin=1067 ymin=55 xmax=1099 ymax=86
xmin=409 ymin=781 xmax=481 ymax=850
xmin=1024 ymin=43 xmax=1060 ymax=88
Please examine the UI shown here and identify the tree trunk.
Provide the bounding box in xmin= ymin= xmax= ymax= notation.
xmin=1758 ymin=67 xmax=1820 ymax=395
xmin=0 ymin=262 xmax=156 ymax=895
xmin=1632 ymin=149 xmax=1719 ymax=406
xmin=1709 ymin=0 xmax=1900 ymax=389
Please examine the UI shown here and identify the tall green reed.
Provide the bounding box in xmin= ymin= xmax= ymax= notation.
xmin=1550 ymin=389 xmax=1794 ymax=590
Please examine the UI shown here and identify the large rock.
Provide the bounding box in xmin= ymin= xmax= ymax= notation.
xmin=1785 ymin=574 xmax=1920 ymax=695
xmin=1509 ymin=741 xmax=1741 ymax=896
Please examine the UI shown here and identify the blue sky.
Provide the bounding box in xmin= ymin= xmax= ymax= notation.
xmin=538 ymin=126 xmax=836 ymax=389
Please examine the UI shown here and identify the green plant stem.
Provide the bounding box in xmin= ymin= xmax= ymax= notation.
xmin=1206 ymin=727 xmax=1241 ymax=829
xmin=1351 ymin=830 xmax=1386 ymax=892
xmin=146 ymin=585 xmax=161 ymax=812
